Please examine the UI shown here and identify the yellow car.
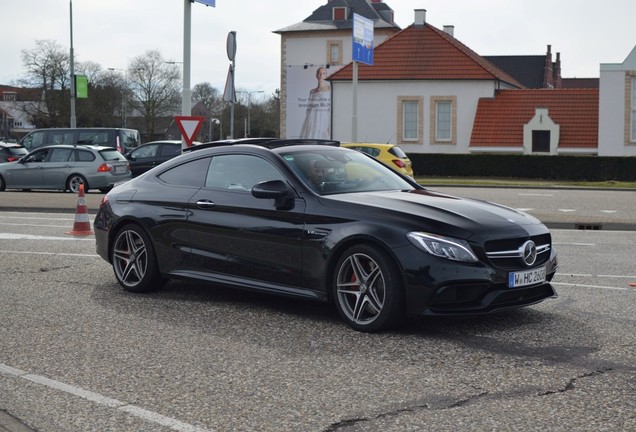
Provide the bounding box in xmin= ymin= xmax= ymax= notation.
xmin=341 ymin=143 xmax=414 ymax=178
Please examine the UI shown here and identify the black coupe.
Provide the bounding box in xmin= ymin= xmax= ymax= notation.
xmin=94 ymin=140 xmax=557 ymax=332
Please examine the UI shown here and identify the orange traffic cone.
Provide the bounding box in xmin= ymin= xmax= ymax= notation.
xmin=65 ymin=184 xmax=94 ymax=236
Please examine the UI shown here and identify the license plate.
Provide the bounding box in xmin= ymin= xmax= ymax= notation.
xmin=114 ymin=165 xmax=125 ymax=173
xmin=508 ymin=266 xmax=546 ymax=288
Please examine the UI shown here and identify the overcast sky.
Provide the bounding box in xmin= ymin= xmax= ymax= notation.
xmin=2 ymin=0 xmax=635 ymax=102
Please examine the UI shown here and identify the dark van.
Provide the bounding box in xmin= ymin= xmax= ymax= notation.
xmin=20 ymin=128 xmax=141 ymax=154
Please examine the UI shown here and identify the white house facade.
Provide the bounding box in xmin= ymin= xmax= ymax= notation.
xmin=598 ymin=45 xmax=636 ymax=156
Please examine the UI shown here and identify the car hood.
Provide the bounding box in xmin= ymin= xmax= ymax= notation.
xmin=324 ymin=188 xmax=544 ymax=238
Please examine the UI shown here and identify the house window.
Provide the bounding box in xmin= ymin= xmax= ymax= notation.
xmin=435 ymin=101 xmax=452 ymax=141
xmin=327 ymin=40 xmax=342 ymax=65
xmin=532 ymin=130 xmax=551 ymax=152
xmin=430 ymin=96 xmax=457 ymax=144
xmin=333 ymin=7 xmax=348 ymax=21
xmin=397 ymin=96 xmax=423 ymax=144
xmin=403 ymin=101 xmax=419 ymax=140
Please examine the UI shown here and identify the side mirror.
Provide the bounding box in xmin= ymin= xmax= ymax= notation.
xmin=252 ymin=180 xmax=294 ymax=210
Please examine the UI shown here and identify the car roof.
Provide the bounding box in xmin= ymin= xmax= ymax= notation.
xmin=31 ymin=144 xmax=118 ymax=152
xmin=138 ymin=140 xmax=183 ymax=145
xmin=341 ymin=143 xmax=395 ymax=148
xmin=187 ymin=138 xmax=340 ymax=152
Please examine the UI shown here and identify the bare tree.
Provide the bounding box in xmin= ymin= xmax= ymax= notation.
xmin=192 ymin=82 xmax=223 ymax=114
xmin=127 ymin=50 xmax=181 ymax=140
xmin=19 ymin=39 xmax=71 ymax=127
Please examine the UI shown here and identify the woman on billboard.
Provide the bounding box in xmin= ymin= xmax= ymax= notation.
xmin=299 ymin=66 xmax=331 ymax=139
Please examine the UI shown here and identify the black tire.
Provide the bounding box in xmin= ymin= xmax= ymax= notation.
xmin=0 ymin=175 xmax=5 ymax=191
xmin=333 ymin=244 xmax=405 ymax=332
xmin=99 ymin=187 xmax=112 ymax=194
xmin=111 ymin=223 xmax=167 ymax=293
xmin=67 ymin=174 xmax=88 ymax=193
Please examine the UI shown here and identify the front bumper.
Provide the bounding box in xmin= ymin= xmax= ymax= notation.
xmin=396 ymin=244 xmax=559 ymax=317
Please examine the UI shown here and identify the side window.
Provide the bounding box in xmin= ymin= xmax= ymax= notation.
xmin=161 ymin=144 xmax=182 ymax=157
xmin=205 ymin=154 xmax=284 ymax=191
xmin=50 ymin=131 xmax=74 ymax=145
xmin=49 ymin=148 xmax=72 ymax=162
xmin=157 ymin=157 xmax=210 ymax=187
xmin=74 ymin=149 xmax=96 ymax=162
xmin=78 ymin=131 xmax=108 ymax=145
xmin=22 ymin=131 xmax=45 ymax=150
xmin=25 ymin=149 xmax=49 ymax=163
xmin=361 ymin=147 xmax=380 ymax=157
xmin=134 ymin=145 xmax=158 ymax=158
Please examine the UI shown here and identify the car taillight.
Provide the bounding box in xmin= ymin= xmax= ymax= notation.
xmin=97 ymin=163 xmax=113 ymax=172
xmin=7 ymin=157 xmax=18 ymax=162
xmin=392 ymin=159 xmax=406 ymax=168
xmin=99 ymin=194 xmax=109 ymax=208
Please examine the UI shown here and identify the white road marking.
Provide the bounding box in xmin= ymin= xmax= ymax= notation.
xmin=558 ymin=209 xmax=577 ymax=212
xmin=0 ymin=250 xmax=98 ymax=257
xmin=0 ymin=233 xmax=93 ymax=241
xmin=0 ymin=223 xmax=72 ymax=228
xmin=600 ymin=210 xmax=618 ymax=214
xmin=0 ymin=215 xmax=74 ymax=221
xmin=551 ymin=282 xmax=629 ymax=291
xmin=0 ymin=363 xmax=212 ymax=432
xmin=518 ymin=193 xmax=554 ymax=196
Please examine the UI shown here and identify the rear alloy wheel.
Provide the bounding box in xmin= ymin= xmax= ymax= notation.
xmin=111 ymin=224 xmax=166 ymax=293
xmin=67 ymin=174 xmax=88 ymax=193
xmin=334 ymin=244 xmax=404 ymax=332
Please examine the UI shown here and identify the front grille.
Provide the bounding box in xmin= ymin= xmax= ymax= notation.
xmin=484 ymin=233 xmax=552 ymax=270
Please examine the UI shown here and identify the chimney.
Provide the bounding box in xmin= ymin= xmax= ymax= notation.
xmin=443 ymin=25 xmax=454 ymax=37
xmin=543 ymin=44 xmax=553 ymax=88
xmin=554 ymin=52 xmax=562 ymax=88
xmin=414 ymin=9 xmax=426 ymax=26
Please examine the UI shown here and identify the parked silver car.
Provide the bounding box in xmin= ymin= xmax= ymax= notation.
xmin=0 ymin=144 xmax=131 ymax=193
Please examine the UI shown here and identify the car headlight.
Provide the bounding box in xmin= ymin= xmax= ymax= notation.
xmin=407 ymin=232 xmax=478 ymax=263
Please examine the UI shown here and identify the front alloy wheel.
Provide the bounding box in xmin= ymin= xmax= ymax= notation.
xmin=111 ymin=224 xmax=166 ymax=293
xmin=334 ymin=244 xmax=404 ymax=332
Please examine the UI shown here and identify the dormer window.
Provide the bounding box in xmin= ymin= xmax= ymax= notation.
xmin=333 ymin=6 xmax=348 ymax=21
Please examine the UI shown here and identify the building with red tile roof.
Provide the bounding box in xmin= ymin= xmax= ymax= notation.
xmin=471 ymin=89 xmax=599 ymax=154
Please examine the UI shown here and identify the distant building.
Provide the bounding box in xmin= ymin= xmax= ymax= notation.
xmin=274 ymin=0 xmax=401 ymax=139
xmin=0 ymin=85 xmax=42 ymax=140
xmin=598 ymin=45 xmax=636 ymax=156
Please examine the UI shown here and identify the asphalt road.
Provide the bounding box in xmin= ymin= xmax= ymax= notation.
xmin=0 ymin=203 xmax=635 ymax=430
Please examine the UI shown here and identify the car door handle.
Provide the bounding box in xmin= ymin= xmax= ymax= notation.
xmin=196 ymin=200 xmax=215 ymax=209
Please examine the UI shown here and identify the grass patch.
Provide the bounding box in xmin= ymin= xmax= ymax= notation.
xmin=415 ymin=177 xmax=636 ymax=189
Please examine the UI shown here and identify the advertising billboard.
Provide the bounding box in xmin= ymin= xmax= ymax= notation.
xmin=285 ymin=64 xmax=343 ymax=139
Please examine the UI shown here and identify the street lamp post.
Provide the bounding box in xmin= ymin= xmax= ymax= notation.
xmin=69 ymin=0 xmax=76 ymax=128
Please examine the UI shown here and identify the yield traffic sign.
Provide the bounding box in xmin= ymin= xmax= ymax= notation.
xmin=175 ymin=116 xmax=205 ymax=147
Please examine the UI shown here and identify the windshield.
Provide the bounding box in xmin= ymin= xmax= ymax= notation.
xmin=279 ymin=147 xmax=414 ymax=194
